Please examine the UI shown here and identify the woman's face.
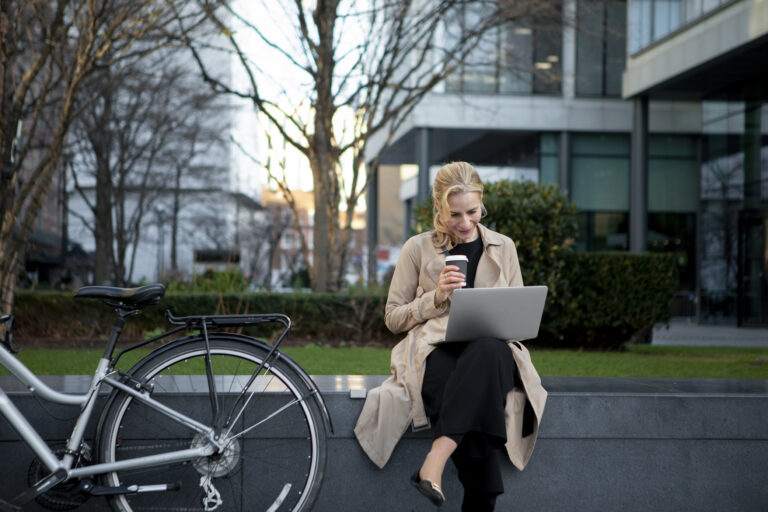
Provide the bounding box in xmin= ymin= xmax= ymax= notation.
xmin=441 ymin=191 xmax=482 ymax=243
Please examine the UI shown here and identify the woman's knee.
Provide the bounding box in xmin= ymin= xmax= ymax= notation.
xmin=465 ymin=337 xmax=510 ymax=359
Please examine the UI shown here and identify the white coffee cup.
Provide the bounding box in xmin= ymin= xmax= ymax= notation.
xmin=445 ymin=255 xmax=468 ymax=287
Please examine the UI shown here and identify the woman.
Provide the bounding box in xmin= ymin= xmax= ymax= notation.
xmin=354 ymin=162 xmax=547 ymax=510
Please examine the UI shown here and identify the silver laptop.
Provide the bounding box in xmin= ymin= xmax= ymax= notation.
xmin=431 ymin=286 xmax=548 ymax=344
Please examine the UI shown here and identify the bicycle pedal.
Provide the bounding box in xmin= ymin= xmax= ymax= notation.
xmin=11 ymin=468 xmax=67 ymax=507
xmin=0 ymin=498 xmax=21 ymax=512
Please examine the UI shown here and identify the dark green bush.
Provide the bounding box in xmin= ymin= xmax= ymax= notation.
xmin=164 ymin=269 xmax=250 ymax=293
xmin=12 ymin=289 xmax=394 ymax=346
xmin=545 ymin=252 xmax=678 ymax=350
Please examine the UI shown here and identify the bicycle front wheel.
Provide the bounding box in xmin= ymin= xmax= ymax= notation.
xmin=97 ymin=336 xmax=326 ymax=511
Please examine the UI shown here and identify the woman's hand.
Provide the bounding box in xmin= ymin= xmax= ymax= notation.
xmin=434 ymin=265 xmax=466 ymax=306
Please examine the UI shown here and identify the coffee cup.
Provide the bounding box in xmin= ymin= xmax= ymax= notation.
xmin=445 ymin=255 xmax=468 ymax=286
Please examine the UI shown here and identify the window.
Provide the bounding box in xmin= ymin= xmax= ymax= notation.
xmin=576 ymin=0 xmax=627 ymax=97
xmin=539 ymin=133 xmax=559 ymax=185
xmin=571 ymin=134 xmax=630 ymax=251
xmin=446 ymin=2 xmax=563 ymax=95
xmin=629 ymin=0 xmax=735 ymax=54
xmin=647 ymin=135 xmax=699 ymax=295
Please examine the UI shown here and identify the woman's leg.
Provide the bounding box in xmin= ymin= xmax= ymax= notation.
xmin=453 ymin=437 xmax=504 ymax=512
xmin=419 ymin=346 xmax=463 ymax=487
xmin=419 ymin=339 xmax=516 ymax=500
xmin=438 ymin=339 xmax=515 ymax=509
xmin=419 ymin=435 xmax=458 ymax=488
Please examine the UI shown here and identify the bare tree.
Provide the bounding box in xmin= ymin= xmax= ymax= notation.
xmin=241 ymin=202 xmax=292 ymax=290
xmin=179 ymin=0 xmax=558 ymax=291
xmin=0 ymin=0 xmax=207 ymax=313
xmin=68 ymin=54 xmax=228 ymax=285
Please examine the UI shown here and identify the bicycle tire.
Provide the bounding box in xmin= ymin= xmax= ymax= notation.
xmin=96 ymin=335 xmax=326 ymax=511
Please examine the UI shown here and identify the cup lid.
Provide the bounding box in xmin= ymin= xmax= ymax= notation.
xmin=445 ymin=254 xmax=468 ymax=261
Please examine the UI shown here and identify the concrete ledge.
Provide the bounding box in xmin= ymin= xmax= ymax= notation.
xmin=1 ymin=376 xmax=767 ymax=511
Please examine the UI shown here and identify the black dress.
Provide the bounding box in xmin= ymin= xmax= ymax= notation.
xmin=421 ymin=237 xmax=519 ymax=512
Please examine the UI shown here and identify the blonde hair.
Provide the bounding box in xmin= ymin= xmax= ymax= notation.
xmin=431 ymin=162 xmax=485 ymax=249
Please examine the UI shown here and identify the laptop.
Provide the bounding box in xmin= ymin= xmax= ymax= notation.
xmin=430 ymin=286 xmax=548 ymax=344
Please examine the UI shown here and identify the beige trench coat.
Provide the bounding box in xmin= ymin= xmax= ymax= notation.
xmin=354 ymin=224 xmax=547 ymax=470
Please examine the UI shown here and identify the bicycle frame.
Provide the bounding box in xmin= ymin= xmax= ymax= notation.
xmin=0 ymin=340 xmax=218 ymax=481
xmin=0 ymin=308 xmax=333 ymax=509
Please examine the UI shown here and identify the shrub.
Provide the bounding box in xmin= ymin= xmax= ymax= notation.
xmin=547 ymin=252 xmax=678 ymax=350
xmin=164 ymin=269 xmax=250 ymax=293
xmin=11 ymin=290 xmax=394 ymax=346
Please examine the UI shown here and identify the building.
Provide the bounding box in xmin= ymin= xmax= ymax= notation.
xmin=622 ymin=0 xmax=768 ymax=325
xmin=366 ymin=0 xmax=767 ymax=326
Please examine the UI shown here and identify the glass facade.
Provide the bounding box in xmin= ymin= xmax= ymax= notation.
xmin=628 ymin=0 xmax=739 ymax=54
xmin=700 ymin=100 xmax=768 ymax=325
xmin=446 ymin=2 xmax=563 ymax=95
xmin=576 ymin=0 xmax=627 ymax=97
xmin=647 ymin=135 xmax=699 ymax=312
xmin=571 ymin=134 xmax=631 ymax=250
xmin=387 ymin=0 xmax=767 ymax=327
xmin=539 ymin=133 xmax=560 ymax=185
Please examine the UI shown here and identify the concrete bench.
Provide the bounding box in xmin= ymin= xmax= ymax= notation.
xmin=1 ymin=375 xmax=767 ymax=511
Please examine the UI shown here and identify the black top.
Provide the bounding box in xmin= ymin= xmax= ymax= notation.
xmin=449 ymin=236 xmax=483 ymax=288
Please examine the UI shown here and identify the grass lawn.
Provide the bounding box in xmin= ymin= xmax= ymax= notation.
xmin=2 ymin=344 xmax=767 ymax=379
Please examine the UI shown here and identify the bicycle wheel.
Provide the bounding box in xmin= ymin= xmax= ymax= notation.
xmin=97 ymin=336 xmax=326 ymax=511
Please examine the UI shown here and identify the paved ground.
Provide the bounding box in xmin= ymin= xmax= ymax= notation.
xmin=652 ymin=317 xmax=768 ymax=347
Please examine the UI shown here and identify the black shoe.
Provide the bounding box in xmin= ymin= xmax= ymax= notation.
xmin=410 ymin=470 xmax=446 ymax=507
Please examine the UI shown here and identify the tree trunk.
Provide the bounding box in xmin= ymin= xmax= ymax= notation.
xmin=93 ymin=156 xmax=114 ymax=284
xmin=0 ymin=251 xmax=20 ymax=316
xmin=311 ymin=166 xmax=331 ymax=292
xmin=92 ymin=86 xmax=114 ymax=285
xmin=170 ymin=164 xmax=182 ymax=275
xmin=309 ymin=0 xmax=341 ymax=292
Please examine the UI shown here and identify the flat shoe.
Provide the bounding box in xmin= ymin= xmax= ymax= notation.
xmin=410 ymin=470 xmax=445 ymax=507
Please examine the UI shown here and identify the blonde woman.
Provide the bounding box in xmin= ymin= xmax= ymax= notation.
xmin=355 ymin=162 xmax=547 ymax=510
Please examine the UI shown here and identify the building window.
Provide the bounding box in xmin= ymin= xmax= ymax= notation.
xmin=577 ymin=211 xmax=629 ymax=251
xmin=576 ymin=0 xmax=627 ymax=97
xmin=699 ymin=100 xmax=768 ymax=325
xmin=539 ymin=133 xmax=559 ymax=185
xmin=571 ymin=133 xmax=630 ymax=250
xmin=647 ymin=135 xmax=699 ymax=305
xmin=628 ymin=0 xmax=737 ymax=54
xmin=446 ymin=2 xmax=563 ymax=95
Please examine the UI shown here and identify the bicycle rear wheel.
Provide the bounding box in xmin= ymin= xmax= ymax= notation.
xmin=97 ymin=336 xmax=326 ymax=511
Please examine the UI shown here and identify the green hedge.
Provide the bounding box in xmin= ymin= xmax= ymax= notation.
xmin=12 ymin=251 xmax=676 ymax=351
xmin=11 ymin=289 xmax=393 ymax=346
xmin=543 ymin=252 xmax=677 ymax=350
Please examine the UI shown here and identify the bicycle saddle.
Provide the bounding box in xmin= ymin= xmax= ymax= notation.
xmin=75 ymin=283 xmax=166 ymax=309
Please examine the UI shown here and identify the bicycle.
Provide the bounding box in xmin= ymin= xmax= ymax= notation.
xmin=0 ymin=283 xmax=332 ymax=511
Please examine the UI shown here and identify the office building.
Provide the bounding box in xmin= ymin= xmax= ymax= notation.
xmin=367 ymin=0 xmax=767 ymax=326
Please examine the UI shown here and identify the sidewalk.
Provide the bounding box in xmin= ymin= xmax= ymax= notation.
xmin=652 ymin=317 xmax=768 ymax=347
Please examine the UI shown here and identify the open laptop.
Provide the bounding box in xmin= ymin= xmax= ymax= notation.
xmin=430 ymin=285 xmax=548 ymax=344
